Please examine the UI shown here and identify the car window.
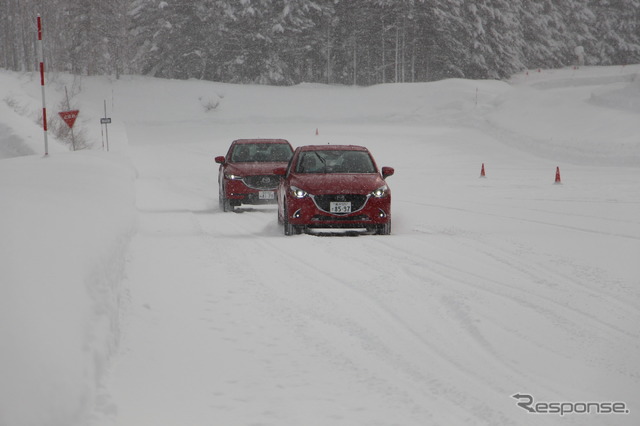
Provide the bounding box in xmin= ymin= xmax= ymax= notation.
xmin=231 ymin=143 xmax=293 ymax=163
xmin=295 ymin=150 xmax=375 ymax=174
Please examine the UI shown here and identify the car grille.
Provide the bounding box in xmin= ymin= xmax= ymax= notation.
xmin=312 ymin=194 xmax=368 ymax=214
xmin=243 ymin=175 xmax=279 ymax=190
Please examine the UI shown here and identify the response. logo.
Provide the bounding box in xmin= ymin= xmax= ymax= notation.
xmin=512 ymin=393 xmax=630 ymax=416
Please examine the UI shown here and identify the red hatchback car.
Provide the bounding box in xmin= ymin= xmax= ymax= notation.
xmin=216 ymin=139 xmax=293 ymax=211
xmin=276 ymin=145 xmax=394 ymax=235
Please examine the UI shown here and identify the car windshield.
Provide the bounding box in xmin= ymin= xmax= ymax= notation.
xmin=231 ymin=143 xmax=293 ymax=163
xmin=295 ymin=150 xmax=375 ymax=174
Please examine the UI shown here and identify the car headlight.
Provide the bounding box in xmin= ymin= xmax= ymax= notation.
xmin=290 ymin=186 xmax=308 ymax=199
xmin=225 ymin=173 xmax=243 ymax=180
xmin=371 ymin=185 xmax=388 ymax=198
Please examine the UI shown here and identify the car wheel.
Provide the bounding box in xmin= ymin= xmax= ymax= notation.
xmin=219 ymin=187 xmax=233 ymax=212
xmin=283 ymin=203 xmax=301 ymax=235
xmin=284 ymin=221 xmax=295 ymax=236
xmin=376 ymin=221 xmax=391 ymax=235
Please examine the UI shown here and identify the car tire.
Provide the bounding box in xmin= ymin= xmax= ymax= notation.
xmin=284 ymin=221 xmax=295 ymax=236
xmin=283 ymin=203 xmax=301 ymax=235
xmin=376 ymin=221 xmax=391 ymax=235
xmin=219 ymin=187 xmax=233 ymax=212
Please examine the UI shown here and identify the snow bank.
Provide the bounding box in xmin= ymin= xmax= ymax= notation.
xmin=0 ymin=122 xmax=34 ymax=158
xmin=496 ymin=66 xmax=640 ymax=166
xmin=0 ymin=71 xmax=75 ymax=158
xmin=0 ymin=152 xmax=137 ymax=426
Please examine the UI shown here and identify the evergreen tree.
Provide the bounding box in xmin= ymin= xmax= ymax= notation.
xmin=590 ymin=0 xmax=640 ymax=65
xmin=130 ymin=0 xmax=209 ymax=79
xmin=557 ymin=0 xmax=597 ymax=66
xmin=2 ymin=0 xmax=640 ymax=85
xmin=519 ymin=0 xmax=568 ymax=68
xmin=423 ymin=0 xmax=470 ymax=79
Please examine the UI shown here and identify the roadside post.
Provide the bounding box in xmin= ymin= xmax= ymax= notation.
xmin=37 ymin=15 xmax=48 ymax=156
xmin=101 ymin=100 xmax=111 ymax=151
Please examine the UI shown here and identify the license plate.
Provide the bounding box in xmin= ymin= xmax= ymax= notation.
xmin=330 ymin=201 xmax=351 ymax=213
xmin=258 ymin=191 xmax=275 ymax=200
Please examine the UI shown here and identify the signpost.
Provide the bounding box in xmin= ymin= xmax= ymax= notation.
xmin=101 ymin=100 xmax=111 ymax=151
xmin=59 ymin=109 xmax=79 ymax=150
xmin=59 ymin=110 xmax=79 ymax=128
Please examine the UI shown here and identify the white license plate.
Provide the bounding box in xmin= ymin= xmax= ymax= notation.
xmin=330 ymin=201 xmax=351 ymax=213
xmin=258 ymin=191 xmax=275 ymax=200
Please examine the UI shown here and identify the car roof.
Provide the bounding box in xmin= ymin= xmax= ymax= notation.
xmin=296 ymin=145 xmax=369 ymax=152
xmin=233 ymin=139 xmax=290 ymax=145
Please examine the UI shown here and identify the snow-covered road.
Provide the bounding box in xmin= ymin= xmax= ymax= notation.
xmin=100 ymin=108 xmax=639 ymax=425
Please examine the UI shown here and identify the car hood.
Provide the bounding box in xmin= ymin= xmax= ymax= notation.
xmin=290 ymin=173 xmax=387 ymax=195
xmin=226 ymin=162 xmax=288 ymax=176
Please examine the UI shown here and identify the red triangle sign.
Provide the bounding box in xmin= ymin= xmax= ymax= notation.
xmin=59 ymin=110 xmax=79 ymax=128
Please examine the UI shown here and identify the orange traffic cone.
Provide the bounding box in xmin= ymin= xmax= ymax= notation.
xmin=480 ymin=163 xmax=486 ymax=178
xmin=554 ymin=166 xmax=562 ymax=184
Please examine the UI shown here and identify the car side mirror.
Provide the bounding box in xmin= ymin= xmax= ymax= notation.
xmin=381 ymin=166 xmax=394 ymax=179
xmin=215 ymin=156 xmax=226 ymax=164
xmin=273 ymin=167 xmax=287 ymax=176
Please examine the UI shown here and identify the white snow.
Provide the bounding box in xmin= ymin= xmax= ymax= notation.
xmin=0 ymin=66 xmax=638 ymax=426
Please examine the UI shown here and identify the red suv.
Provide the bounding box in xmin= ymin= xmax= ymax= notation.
xmin=216 ymin=139 xmax=293 ymax=211
xmin=275 ymin=145 xmax=394 ymax=235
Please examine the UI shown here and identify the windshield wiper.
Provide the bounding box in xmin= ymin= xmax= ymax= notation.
xmin=314 ymin=151 xmax=327 ymax=173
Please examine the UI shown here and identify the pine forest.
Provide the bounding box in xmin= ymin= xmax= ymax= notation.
xmin=1 ymin=0 xmax=639 ymax=85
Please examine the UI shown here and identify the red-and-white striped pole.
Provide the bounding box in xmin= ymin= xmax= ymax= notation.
xmin=37 ymin=15 xmax=49 ymax=156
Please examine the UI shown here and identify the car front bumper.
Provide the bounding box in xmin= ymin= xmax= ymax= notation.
xmin=224 ymin=178 xmax=278 ymax=204
xmin=285 ymin=194 xmax=391 ymax=228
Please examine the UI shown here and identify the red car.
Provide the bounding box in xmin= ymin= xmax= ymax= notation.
xmin=276 ymin=145 xmax=394 ymax=235
xmin=215 ymin=139 xmax=293 ymax=211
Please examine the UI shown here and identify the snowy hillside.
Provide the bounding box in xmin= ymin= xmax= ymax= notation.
xmin=1 ymin=66 xmax=639 ymax=426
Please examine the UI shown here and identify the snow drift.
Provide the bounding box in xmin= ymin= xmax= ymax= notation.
xmin=0 ymin=149 xmax=136 ymax=425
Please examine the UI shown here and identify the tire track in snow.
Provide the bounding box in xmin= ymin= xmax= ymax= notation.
xmin=401 ymin=199 xmax=640 ymax=242
xmin=217 ymin=236 xmax=441 ymax=416
xmin=359 ymin=231 xmax=640 ymax=390
xmin=171 ymin=209 xmax=443 ymax=423
xmin=183 ymin=207 xmax=508 ymax=423
xmin=396 ymin=231 xmax=640 ymax=338
xmin=233 ymin=234 xmax=518 ymax=425
xmin=371 ymin=230 xmax=638 ymax=342
xmin=295 ymin=235 xmax=556 ymax=395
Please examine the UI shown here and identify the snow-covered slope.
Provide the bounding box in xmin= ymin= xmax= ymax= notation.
xmin=0 ymin=152 xmax=136 ymax=426
xmin=1 ymin=66 xmax=638 ymax=426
